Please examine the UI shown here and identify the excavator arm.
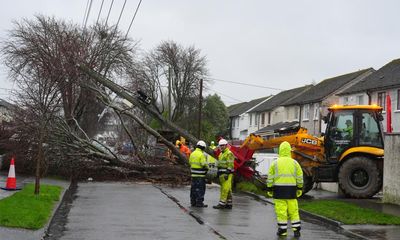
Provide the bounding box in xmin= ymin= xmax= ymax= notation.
xmin=231 ymin=128 xmax=325 ymax=179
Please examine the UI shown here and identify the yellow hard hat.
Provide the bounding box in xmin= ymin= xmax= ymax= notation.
xmin=175 ymin=140 xmax=181 ymax=145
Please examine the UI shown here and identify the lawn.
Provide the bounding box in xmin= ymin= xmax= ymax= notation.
xmin=299 ymin=200 xmax=400 ymax=225
xmin=0 ymin=183 xmax=63 ymax=229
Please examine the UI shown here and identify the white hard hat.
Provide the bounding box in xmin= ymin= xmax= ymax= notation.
xmin=218 ymin=139 xmax=228 ymax=146
xmin=196 ymin=140 xmax=206 ymax=148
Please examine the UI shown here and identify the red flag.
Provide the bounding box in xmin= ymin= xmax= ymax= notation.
xmin=386 ymin=92 xmax=393 ymax=133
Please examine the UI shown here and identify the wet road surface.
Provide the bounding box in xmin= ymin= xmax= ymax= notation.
xmin=49 ymin=182 xmax=363 ymax=240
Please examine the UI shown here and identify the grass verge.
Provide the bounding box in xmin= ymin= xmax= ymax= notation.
xmin=236 ymin=180 xmax=268 ymax=198
xmin=0 ymin=183 xmax=63 ymax=229
xmin=299 ymin=200 xmax=400 ymax=225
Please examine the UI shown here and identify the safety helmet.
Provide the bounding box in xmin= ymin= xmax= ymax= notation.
xmin=175 ymin=140 xmax=181 ymax=145
xmin=196 ymin=140 xmax=206 ymax=148
xmin=211 ymin=141 xmax=215 ymax=145
xmin=218 ymin=139 xmax=228 ymax=146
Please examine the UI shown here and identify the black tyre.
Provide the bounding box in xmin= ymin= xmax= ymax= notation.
xmin=302 ymin=174 xmax=314 ymax=195
xmin=338 ymin=156 xmax=382 ymax=198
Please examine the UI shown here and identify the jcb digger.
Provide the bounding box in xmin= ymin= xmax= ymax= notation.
xmin=233 ymin=105 xmax=385 ymax=198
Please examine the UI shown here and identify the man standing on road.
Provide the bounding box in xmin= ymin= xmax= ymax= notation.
xmin=213 ymin=139 xmax=235 ymax=209
xmin=267 ymin=141 xmax=303 ymax=237
xmin=189 ymin=140 xmax=209 ymax=207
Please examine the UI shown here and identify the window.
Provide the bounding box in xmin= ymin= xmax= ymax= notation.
xmin=255 ymin=113 xmax=259 ymax=126
xmin=357 ymin=95 xmax=364 ymax=105
xmin=249 ymin=114 xmax=253 ymax=126
xmin=303 ymin=104 xmax=310 ymax=121
xmin=397 ymin=89 xmax=400 ymax=110
xmin=294 ymin=107 xmax=299 ymax=120
xmin=344 ymin=96 xmax=349 ymax=105
xmin=268 ymin=112 xmax=271 ymax=125
xmin=313 ymin=103 xmax=319 ymax=120
xmin=261 ymin=113 xmax=265 ymax=125
xmin=359 ymin=112 xmax=383 ymax=148
xmin=377 ymin=92 xmax=386 ymax=110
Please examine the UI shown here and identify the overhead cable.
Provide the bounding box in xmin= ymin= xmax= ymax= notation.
xmin=206 ymin=77 xmax=284 ymax=91
xmin=203 ymin=86 xmax=244 ymax=103
xmin=96 ymin=0 xmax=105 ymax=24
xmin=115 ymin=0 xmax=128 ymax=31
xmin=105 ymin=0 xmax=115 ymax=25
xmin=82 ymin=0 xmax=90 ymax=27
xmin=84 ymin=0 xmax=94 ymax=29
xmin=125 ymin=0 xmax=143 ymax=38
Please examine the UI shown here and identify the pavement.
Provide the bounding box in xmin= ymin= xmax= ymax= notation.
xmin=1 ymin=171 xmax=400 ymax=240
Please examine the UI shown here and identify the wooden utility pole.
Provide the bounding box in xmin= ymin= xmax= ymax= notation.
xmin=198 ymin=79 xmax=203 ymax=139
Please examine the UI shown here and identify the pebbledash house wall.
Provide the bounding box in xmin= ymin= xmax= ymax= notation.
xmin=383 ymin=133 xmax=400 ymax=205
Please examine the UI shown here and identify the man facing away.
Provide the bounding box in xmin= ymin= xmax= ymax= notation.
xmin=267 ymin=141 xmax=303 ymax=237
xmin=189 ymin=140 xmax=209 ymax=207
xmin=213 ymin=139 xmax=235 ymax=209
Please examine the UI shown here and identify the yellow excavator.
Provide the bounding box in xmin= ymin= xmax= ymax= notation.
xmin=239 ymin=105 xmax=384 ymax=198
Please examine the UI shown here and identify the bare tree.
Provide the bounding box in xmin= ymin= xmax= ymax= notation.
xmin=127 ymin=41 xmax=209 ymax=132
xmin=1 ymin=15 xmax=141 ymax=183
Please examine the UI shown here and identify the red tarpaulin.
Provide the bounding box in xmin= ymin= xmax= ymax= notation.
xmin=386 ymin=92 xmax=393 ymax=133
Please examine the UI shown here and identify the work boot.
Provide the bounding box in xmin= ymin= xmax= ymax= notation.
xmin=294 ymin=230 xmax=301 ymax=237
xmin=276 ymin=228 xmax=287 ymax=236
xmin=213 ymin=204 xmax=226 ymax=209
xmin=225 ymin=205 xmax=232 ymax=209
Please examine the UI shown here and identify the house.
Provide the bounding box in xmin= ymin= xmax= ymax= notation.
xmin=0 ymin=98 xmax=14 ymax=124
xmin=228 ymin=96 xmax=272 ymax=140
xmin=282 ymin=68 xmax=374 ymax=136
xmin=338 ymin=59 xmax=400 ymax=132
xmin=249 ymin=85 xmax=313 ymax=137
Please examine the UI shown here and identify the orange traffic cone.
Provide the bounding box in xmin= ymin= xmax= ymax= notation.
xmin=1 ymin=158 xmax=20 ymax=191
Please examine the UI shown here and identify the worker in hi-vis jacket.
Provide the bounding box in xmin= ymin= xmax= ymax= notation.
xmin=267 ymin=141 xmax=303 ymax=237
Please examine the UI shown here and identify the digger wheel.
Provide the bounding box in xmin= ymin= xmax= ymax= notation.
xmin=338 ymin=156 xmax=382 ymax=198
xmin=302 ymin=174 xmax=314 ymax=195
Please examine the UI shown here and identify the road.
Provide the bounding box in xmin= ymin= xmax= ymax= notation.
xmin=46 ymin=182 xmax=361 ymax=240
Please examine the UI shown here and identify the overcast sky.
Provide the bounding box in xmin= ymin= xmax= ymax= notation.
xmin=1 ymin=0 xmax=400 ymax=105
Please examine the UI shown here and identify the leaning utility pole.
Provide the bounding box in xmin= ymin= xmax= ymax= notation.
xmin=198 ymin=78 xmax=203 ymax=139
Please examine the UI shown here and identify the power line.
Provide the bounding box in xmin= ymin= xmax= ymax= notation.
xmin=96 ymin=0 xmax=105 ymax=24
xmin=203 ymin=86 xmax=244 ymax=103
xmin=115 ymin=0 xmax=127 ymax=31
xmin=105 ymin=0 xmax=115 ymax=25
xmin=84 ymin=0 xmax=94 ymax=29
xmin=125 ymin=0 xmax=143 ymax=38
xmin=82 ymin=0 xmax=91 ymax=27
xmin=206 ymin=77 xmax=285 ymax=91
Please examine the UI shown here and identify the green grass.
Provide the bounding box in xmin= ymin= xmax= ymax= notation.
xmin=299 ymin=200 xmax=400 ymax=225
xmin=0 ymin=183 xmax=63 ymax=229
xmin=236 ymin=181 xmax=269 ymax=198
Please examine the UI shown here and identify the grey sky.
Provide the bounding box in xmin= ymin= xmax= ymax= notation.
xmin=1 ymin=0 xmax=400 ymax=105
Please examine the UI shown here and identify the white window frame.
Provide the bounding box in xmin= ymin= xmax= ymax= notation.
xmin=397 ymin=89 xmax=400 ymax=111
xmin=377 ymin=92 xmax=386 ymax=111
xmin=356 ymin=95 xmax=364 ymax=105
xmin=294 ymin=107 xmax=299 ymax=120
xmin=303 ymin=104 xmax=310 ymax=121
xmin=313 ymin=103 xmax=319 ymax=120
xmin=249 ymin=113 xmax=253 ymax=126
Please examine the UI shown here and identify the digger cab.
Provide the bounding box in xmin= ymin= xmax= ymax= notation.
xmin=324 ymin=105 xmax=384 ymax=162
